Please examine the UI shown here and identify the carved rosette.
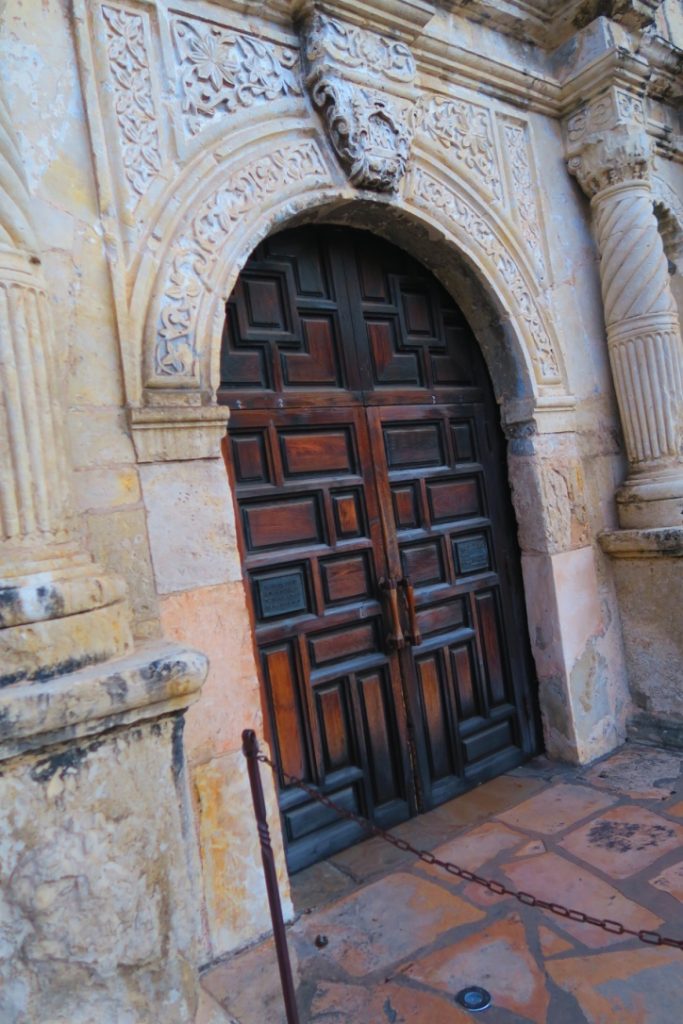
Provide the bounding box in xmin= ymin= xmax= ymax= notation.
xmin=301 ymin=13 xmax=417 ymax=191
xmin=565 ymin=86 xmax=683 ymax=526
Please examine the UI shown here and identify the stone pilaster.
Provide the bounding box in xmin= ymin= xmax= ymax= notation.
xmin=0 ymin=86 xmax=132 ymax=683
xmin=566 ymin=87 xmax=683 ymax=528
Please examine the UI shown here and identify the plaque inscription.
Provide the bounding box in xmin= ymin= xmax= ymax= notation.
xmin=455 ymin=536 xmax=489 ymax=575
xmin=256 ymin=571 xmax=307 ymax=619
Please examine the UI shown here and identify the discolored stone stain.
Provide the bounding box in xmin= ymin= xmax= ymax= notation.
xmin=383 ymin=997 xmax=398 ymax=1023
xmin=171 ymin=716 xmax=185 ymax=782
xmin=30 ymin=736 xmax=104 ymax=784
xmin=103 ymin=673 xmax=128 ymax=704
xmin=587 ymin=819 xmax=675 ymax=853
xmin=35 ymin=585 xmax=65 ymax=619
xmin=140 ymin=658 xmax=185 ymax=690
xmin=0 ymin=586 xmax=20 ymax=626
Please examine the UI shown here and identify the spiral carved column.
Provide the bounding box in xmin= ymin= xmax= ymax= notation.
xmin=0 ymin=86 xmax=132 ymax=683
xmin=566 ymin=96 xmax=683 ymax=529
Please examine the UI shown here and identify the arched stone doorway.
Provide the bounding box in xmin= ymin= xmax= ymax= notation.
xmin=219 ymin=224 xmax=539 ymax=870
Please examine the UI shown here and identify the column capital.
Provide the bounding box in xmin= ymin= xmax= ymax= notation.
xmin=564 ymin=86 xmax=653 ymax=199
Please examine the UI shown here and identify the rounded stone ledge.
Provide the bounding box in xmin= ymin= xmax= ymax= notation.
xmin=599 ymin=526 xmax=683 ymax=558
xmin=0 ymin=640 xmax=209 ymax=762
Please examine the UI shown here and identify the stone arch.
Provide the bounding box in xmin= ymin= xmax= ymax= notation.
xmin=133 ymin=123 xmax=572 ymax=424
xmin=652 ymin=173 xmax=683 ymax=319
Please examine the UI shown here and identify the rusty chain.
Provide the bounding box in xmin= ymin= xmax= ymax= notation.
xmin=252 ymin=749 xmax=683 ymax=951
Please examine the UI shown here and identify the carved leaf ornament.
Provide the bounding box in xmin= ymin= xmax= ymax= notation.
xmin=421 ymin=98 xmax=502 ymax=201
xmin=101 ymin=6 xmax=162 ymax=199
xmin=303 ymin=14 xmax=418 ymax=191
xmin=155 ymin=142 xmax=329 ymax=377
xmin=172 ymin=18 xmax=302 ymax=136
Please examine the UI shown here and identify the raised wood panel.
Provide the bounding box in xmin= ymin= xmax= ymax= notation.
xmin=332 ymin=491 xmax=365 ymax=538
xmin=231 ymin=433 xmax=269 ymax=484
xmin=400 ymin=541 xmax=445 ymax=585
xmin=263 ymin=644 xmax=308 ymax=783
xmin=416 ymin=652 xmax=453 ymax=781
xmin=282 ymin=317 xmax=339 ymax=386
xmin=243 ymin=496 xmax=323 ymax=551
xmin=367 ymin=320 xmax=421 ymax=386
xmin=358 ymin=670 xmax=401 ymax=806
xmin=321 ymin=553 xmax=372 ymax=605
xmin=427 ymin=477 xmax=481 ymax=523
xmin=391 ymin=484 xmax=420 ymax=529
xmin=308 ymin=621 xmax=377 ymax=667
xmin=450 ymin=642 xmax=479 ymax=720
xmin=476 ymin=590 xmax=507 ymax=707
xmin=384 ymin=424 xmax=444 ymax=469
xmin=317 ymin=683 xmax=353 ymax=773
xmin=280 ymin=429 xmax=352 ymax=477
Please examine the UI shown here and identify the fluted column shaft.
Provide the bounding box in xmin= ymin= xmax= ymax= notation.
xmin=0 ymin=81 xmax=131 ymax=682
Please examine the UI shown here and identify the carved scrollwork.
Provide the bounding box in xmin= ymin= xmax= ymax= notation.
xmin=301 ymin=13 xmax=417 ymax=191
xmin=407 ymin=168 xmax=561 ymax=383
xmin=154 ymin=142 xmax=329 ymax=378
xmin=419 ymin=97 xmax=502 ymax=202
xmin=171 ymin=17 xmax=302 ymax=137
xmin=101 ymin=6 xmax=162 ymax=201
xmin=501 ymin=120 xmax=546 ymax=281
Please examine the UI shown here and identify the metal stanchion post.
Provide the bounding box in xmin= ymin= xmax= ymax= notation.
xmin=242 ymin=730 xmax=301 ymax=1024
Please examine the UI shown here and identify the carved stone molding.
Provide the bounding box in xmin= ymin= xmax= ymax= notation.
xmin=406 ymin=167 xmax=561 ymax=384
xmin=301 ymin=12 xmax=418 ymax=191
xmin=501 ymin=118 xmax=547 ymax=281
xmin=151 ymin=140 xmax=330 ymax=384
xmin=565 ymin=87 xmax=652 ymax=196
xmin=419 ymin=96 xmax=502 ymax=201
xmin=171 ymin=16 xmax=302 ymax=137
xmin=101 ymin=4 xmax=162 ymax=203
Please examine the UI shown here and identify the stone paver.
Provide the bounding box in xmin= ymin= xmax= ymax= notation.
xmin=401 ymin=913 xmax=551 ymax=1023
xmin=585 ymin=745 xmax=682 ymax=801
xmin=496 ymin=783 xmax=616 ymax=835
xmin=501 ymin=851 xmax=663 ymax=948
xmin=309 ymin=980 xmax=472 ymax=1023
xmin=559 ymin=805 xmax=683 ymax=878
xmin=202 ymin=745 xmax=683 ymax=1024
xmin=293 ymin=872 xmax=484 ymax=978
xmin=650 ymin=860 xmax=683 ymax=903
xmin=546 ymin=948 xmax=683 ymax=1024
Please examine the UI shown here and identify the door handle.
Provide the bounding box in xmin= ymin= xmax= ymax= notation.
xmin=399 ymin=576 xmax=422 ymax=647
xmin=379 ymin=577 xmax=405 ymax=650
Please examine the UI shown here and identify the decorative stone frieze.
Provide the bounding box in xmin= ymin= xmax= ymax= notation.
xmin=407 ymin=166 xmax=561 ymax=383
xmin=300 ymin=11 xmax=418 ymax=191
xmin=152 ymin=140 xmax=329 ymax=384
xmin=419 ymin=96 xmax=502 ymax=201
xmin=0 ymin=80 xmax=132 ymax=684
xmin=566 ymin=86 xmax=683 ymax=528
xmin=501 ymin=118 xmax=547 ymax=281
xmin=171 ymin=16 xmax=301 ymax=137
xmin=101 ymin=4 xmax=162 ymax=203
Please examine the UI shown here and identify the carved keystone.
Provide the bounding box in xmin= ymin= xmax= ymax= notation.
xmin=299 ymin=11 xmax=418 ymax=191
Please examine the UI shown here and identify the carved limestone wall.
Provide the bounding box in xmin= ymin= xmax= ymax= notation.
xmin=74 ymin=0 xmax=570 ymax=449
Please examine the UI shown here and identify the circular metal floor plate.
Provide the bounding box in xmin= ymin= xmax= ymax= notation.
xmin=454 ymin=986 xmax=492 ymax=1012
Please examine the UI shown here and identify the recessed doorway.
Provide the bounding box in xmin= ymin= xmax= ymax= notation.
xmin=220 ymin=225 xmax=538 ymax=871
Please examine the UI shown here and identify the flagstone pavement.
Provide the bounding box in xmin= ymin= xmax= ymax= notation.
xmin=201 ymin=743 xmax=683 ymax=1023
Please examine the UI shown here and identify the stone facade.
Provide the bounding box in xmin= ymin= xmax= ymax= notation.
xmin=0 ymin=0 xmax=681 ymax=1020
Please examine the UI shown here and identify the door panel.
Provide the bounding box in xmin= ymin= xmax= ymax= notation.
xmin=221 ymin=226 xmax=537 ymax=871
xmin=368 ymin=404 xmax=533 ymax=808
xmin=226 ymin=406 xmax=413 ymax=871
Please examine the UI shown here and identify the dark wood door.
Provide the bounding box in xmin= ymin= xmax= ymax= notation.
xmin=220 ymin=226 xmax=537 ymax=871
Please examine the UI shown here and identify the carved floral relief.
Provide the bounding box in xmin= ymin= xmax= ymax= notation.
xmin=501 ymin=120 xmax=547 ymax=281
xmin=420 ymin=97 xmax=502 ymax=201
xmin=301 ymin=13 xmax=418 ymax=191
xmin=171 ymin=17 xmax=302 ymax=137
xmin=101 ymin=5 xmax=162 ymax=202
xmin=154 ymin=142 xmax=329 ymax=379
xmin=407 ymin=167 xmax=561 ymax=383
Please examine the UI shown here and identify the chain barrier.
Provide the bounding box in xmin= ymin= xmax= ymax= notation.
xmin=253 ymin=749 xmax=683 ymax=952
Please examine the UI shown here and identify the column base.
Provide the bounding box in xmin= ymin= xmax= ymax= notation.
xmin=1 ymin=543 xmax=133 ymax=686
xmin=616 ymin=467 xmax=683 ymax=529
xmin=0 ymin=640 xmax=209 ymax=1024
xmin=600 ymin=527 xmax=683 ymax=748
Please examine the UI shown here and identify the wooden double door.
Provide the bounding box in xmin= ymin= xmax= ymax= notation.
xmin=220 ymin=226 xmax=538 ymax=871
